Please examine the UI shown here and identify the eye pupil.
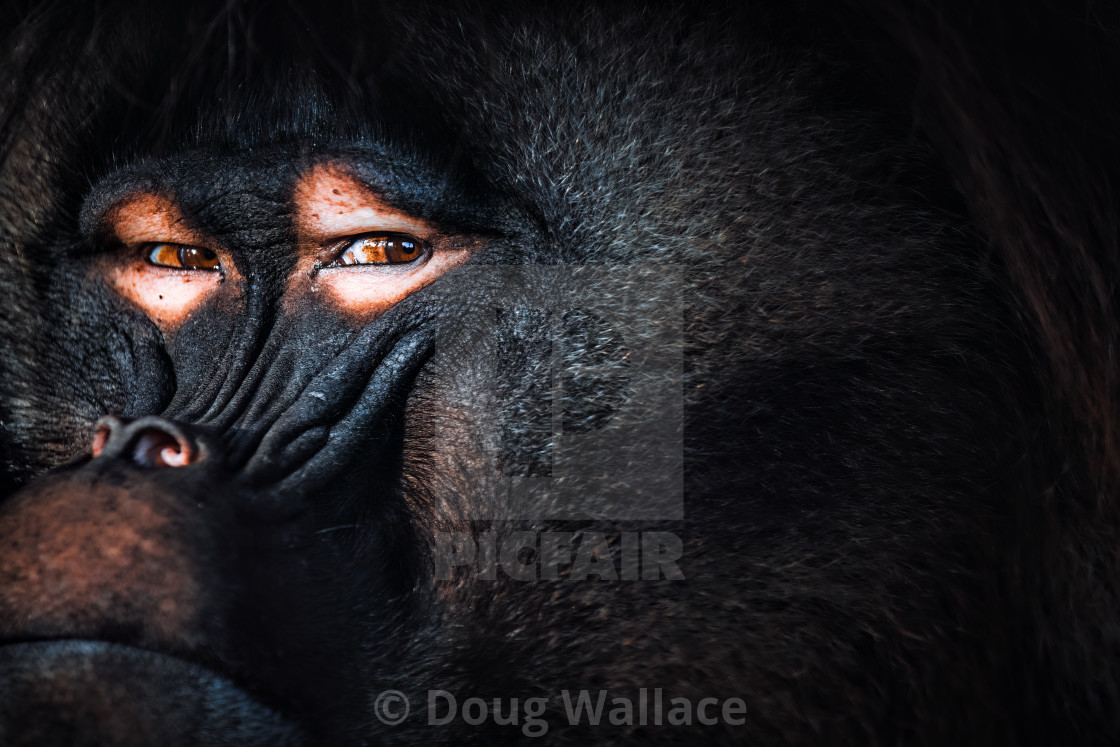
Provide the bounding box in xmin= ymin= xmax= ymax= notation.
xmin=146 ymin=243 xmax=220 ymax=271
xmin=386 ymin=237 xmax=421 ymax=262
xmin=335 ymin=234 xmax=425 ymax=266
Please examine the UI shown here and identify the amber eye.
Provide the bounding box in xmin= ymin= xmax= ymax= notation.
xmin=146 ymin=243 xmax=221 ymax=271
xmin=332 ymin=234 xmax=426 ymax=266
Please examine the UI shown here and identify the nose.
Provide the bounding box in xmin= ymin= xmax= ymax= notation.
xmin=91 ymin=415 xmax=203 ymax=468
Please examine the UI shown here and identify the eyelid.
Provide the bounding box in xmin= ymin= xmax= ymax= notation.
xmin=324 ymin=232 xmax=430 ymax=267
xmin=143 ymin=241 xmax=223 ymax=271
xmin=300 ymin=209 xmax=434 ymax=247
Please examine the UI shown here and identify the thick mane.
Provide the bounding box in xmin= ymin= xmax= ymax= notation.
xmin=0 ymin=0 xmax=1117 ymax=744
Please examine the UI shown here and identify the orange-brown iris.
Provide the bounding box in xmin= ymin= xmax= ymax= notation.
xmin=332 ymin=234 xmax=425 ymax=266
xmin=147 ymin=243 xmax=221 ymax=271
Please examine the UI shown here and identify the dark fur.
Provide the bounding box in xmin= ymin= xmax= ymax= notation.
xmin=0 ymin=0 xmax=1118 ymax=744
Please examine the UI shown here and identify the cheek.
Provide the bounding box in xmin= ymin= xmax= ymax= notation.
xmin=285 ymin=249 xmax=473 ymax=322
xmin=98 ymin=260 xmax=225 ymax=331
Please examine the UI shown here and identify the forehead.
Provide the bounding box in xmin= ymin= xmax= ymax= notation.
xmin=81 ymin=143 xmax=450 ymax=229
xmin=82 ymin=145 xmax=398 ymax=212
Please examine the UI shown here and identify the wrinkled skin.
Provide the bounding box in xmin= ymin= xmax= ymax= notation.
xmin=2 ymin=1 xmax=1120 ymax=745
xmin=0 ymin=321 xmax=430 ymax=744
xmin=0 ymin=147 xmax=448 ymax=742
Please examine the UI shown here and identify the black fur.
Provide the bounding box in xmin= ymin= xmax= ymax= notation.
xmin=0 ymin=0 xmax=1117 ymax=744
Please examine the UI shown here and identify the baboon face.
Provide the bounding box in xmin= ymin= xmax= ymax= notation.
xmin=1 ymin=1 xmax=1113 ymax=745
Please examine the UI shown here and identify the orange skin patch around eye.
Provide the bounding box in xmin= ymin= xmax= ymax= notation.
xmin=290 ymin=164 xmax=475 ymax=320
xmin=96 ymin=194 xmax=231 ymax=331
xmin=96 ymin=169 xmax=476 ymax=329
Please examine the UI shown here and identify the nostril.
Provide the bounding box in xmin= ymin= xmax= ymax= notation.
xmin=131 ymin=428 xmax=192 ymax=468
xmin=160 ymin=446 xmax=189 ymax=467
xmin=90 ymin=415 xmax=201 ymax=468
xmin=91 ymin=423 xmax=112 ymax=458
xmin=91 ymin=415 xmax=126 ymax=458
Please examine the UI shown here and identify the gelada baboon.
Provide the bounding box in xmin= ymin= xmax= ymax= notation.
xmin=0 ymin=0 xmax=1118 ymax=744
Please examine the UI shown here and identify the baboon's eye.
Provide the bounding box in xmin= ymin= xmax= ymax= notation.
xmin=146 ymin=243 xmax=221 ymax=271
xmin=330 ymin=234 xmax=427 ymax=266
